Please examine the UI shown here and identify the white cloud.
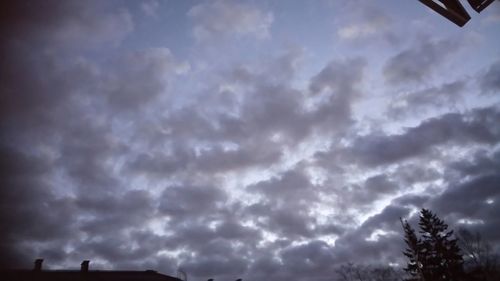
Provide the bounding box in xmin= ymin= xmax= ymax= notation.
xmin=141 ymin=0 xmax=160 ymax=19
xmin=336 ymin=6 xmax=391 ymax=41
xmin=338 ymin=23 xmax=379 ymax=40
xmin=188 ymin=0 xmax=273 ymax=41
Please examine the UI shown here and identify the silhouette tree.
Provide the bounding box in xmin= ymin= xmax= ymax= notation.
xmin=334 ymin=263 xmax=401 ymax=281
xmin=335 ymin=263 xmax=361 ymax=281
xmin=401 ymin=209 xmax=463 ymax=281
xmin=456 ymin=228 xmax=499 ymax=281
xmin=401 ymin=218 xmax=424 ymax=280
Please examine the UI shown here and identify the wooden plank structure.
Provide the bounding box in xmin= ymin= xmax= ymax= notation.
xmin=419 ymin=0 xmax=496 ymax=26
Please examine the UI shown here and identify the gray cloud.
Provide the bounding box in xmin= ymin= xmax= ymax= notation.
xmin=336 ymin=5 xmax=398 ymax=45
xmin=428 ymin=150 xmax=500 ymax=243
xmin=479 ymin=59 xmax=500 ymax=95
xmin=182 ymin=255 xmax=248 ymax=279
xmin=364 ymin=174 xmax=398 ymax=194
xmin=123 ymin=54 xmax=366 ymax=179
xmin=188 ymin=0 xmax=273 ymax=41
xmin=104 ymin=48 xmax=181 ymax=110
xmin=391 ymin=163 xmax=442 ymax=187
xmin=344 ymin=106 xmax=500 ymax=167
xmin=279 ymin=240 xmax=336 ymax=278
xmin=333 ymin=205 xmax=411 ymax=264
xmin=248 ymin=169 xmax=317 ymax=205
xmin=0 ymin=0 xmax=133 ymax=49
xmin=0 ymin=144 xmax=78 ymax=268
xmin=309 ymin=58 xmax=365 ymax=96
xmin=383 ymin=37 xmax=462 ymax=85
xmin=386 ymin=79 xmax=467 ymax=118
xmin=159 ymin=184 xmax=227 ymax=220
xmin=1 ymin=1 xmax=499 ymax=280
xmin=244 ymin=169 xmax=319 ymax=239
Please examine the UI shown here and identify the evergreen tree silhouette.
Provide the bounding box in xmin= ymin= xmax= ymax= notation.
xmin=402 ymin=209 xmax=463 ymax=281
xmin=401 ymin=218 xmax=424 ymax=280
xmin=418 ymin=209 xmax=463 ymax=280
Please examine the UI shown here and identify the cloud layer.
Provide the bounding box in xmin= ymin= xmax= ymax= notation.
xmin=1 ymin=1 xmax=499 ymax=281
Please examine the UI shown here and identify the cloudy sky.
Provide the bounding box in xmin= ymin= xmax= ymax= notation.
xmin=1 ymin=0 xmax=500 ymax=280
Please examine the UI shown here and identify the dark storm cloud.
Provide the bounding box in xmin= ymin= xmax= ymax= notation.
xmin=1 ymin=37 xmax=369 ymax=273
xmin=80 ymin=236 xmax=154 ymax=265
xmin=386 ymin=79 xmax=467 ymax=118
xmin=310 ymin=106 xmax=500 ymax=266
xmin=162 ymin=213 xmax=263 ymax=279
xmin=4 ymin=188 xmax=158 ymax=269
xmin=214 ymin=56 xmax=312 ymax=143
xmin=0 ymin=0 xmax=133 ymax=48
xmin=159 ymin=184 xmax=227 ymax=219
xmin=333 ymin=205 xmax=411 ymax=264
xmin=242 ymin=168 xmax=346 ymax=242
xmin=382 ymin=147 xmax=500 ymax=256
xmin=128 ymin=149 xmax=191 ymax=177
xmin=389 ymin=163 xmax=441 ymax=187
xmin=247 ymin=255 xmax=284 ymax=281
xmin=392 ymin=193 xmax=431 ymax=208
xmin=125 ymin=54 xmax=366 ymax=179
xmin=383 ymin=37 xmax=462 ymax=85
xmin=0 ymin=0 xmax=146 ymax=269
xmin=0 ymin=147 xmax=66 ymax=268
xmin=150 ymin=185 xmax=262 ymax=276
xmin=448 ymin=148 xmax=500 ymax=178
xmin=310 ymin=58 xmax=365 ymax=95
xmin=77 ymin=189 xmax=155 ymax=234
xmin=1 ymin=0 xmax=499 ymax=280
xmin=248 ymin=169 xmax=317 ymax=204
xmin=104 ymin=48 xmax=179 ymax=110
xmin=307 ymin=58 xmax=365 ymax=133
xmin=345 ymin=106 xmax=500 ymax=167
xmin=244 ymin=169 xmax=320 ymax=238
xmin=128 ymin=139 xmax=281 ymax=177
xmin=182 ymin=255 xmax=248 ymax=279
xmin=167 ymin=220 xmax=261 ymax=255
xmin=364 ymin=174 xmax=398 ymax=194
xmin=431 ymin=174 xmax=500 ymax=222
xmin=193 ymin=141 xmax=283 ymax=173
xmin=57 ymin=122 xmax=125 ymax=190
xmin=210 ymin=54 xmax=365 ymax=143
xmin=322 ymin=174 xmax=400 ymax=213
xmin=0 ymin=50 xmax=99 ymax=138
xmin=478 ymin=59 xmax=500 ymax=94
xmin=246 ymin=202 xmax=316 ymax=238
xmin=123 ymin=54 xmax=308 ymax=178
xmin=278 ymin=240 xmax=336 ymax=278
xmin=427 ymin=149 xmax=500 ymax=241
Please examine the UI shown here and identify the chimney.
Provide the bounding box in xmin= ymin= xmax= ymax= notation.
xmin=34 ymin=259 xmax=43 ymax=271
xmin=81 ymin=260 xmax=90 ymax=272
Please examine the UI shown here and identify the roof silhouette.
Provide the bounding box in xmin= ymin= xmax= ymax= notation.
xmin=0 ymin=259 xmax=182 ymax=281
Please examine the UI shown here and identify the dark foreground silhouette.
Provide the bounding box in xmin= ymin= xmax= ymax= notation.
xmin=419 ymin=0 xmax=496 ymax=26
xmin=401 ymin=209 xmax=500 ymax=281
xmin=0 ymin=259 xmax=181 ymax=281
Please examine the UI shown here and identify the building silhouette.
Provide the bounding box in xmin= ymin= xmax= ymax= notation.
xmin=0 ymin=259 xmax=182 ymax=281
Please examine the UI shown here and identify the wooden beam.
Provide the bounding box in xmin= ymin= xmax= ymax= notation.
xmin=419 ymin=0 xmax=471 ymax=26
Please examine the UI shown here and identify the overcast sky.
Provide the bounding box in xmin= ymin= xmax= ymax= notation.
xmin=1 ymin=1 xmax=500 ymax=280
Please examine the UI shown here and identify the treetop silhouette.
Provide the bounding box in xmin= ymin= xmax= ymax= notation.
xmin=401 ymin=208 xmax=463 ymax=281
